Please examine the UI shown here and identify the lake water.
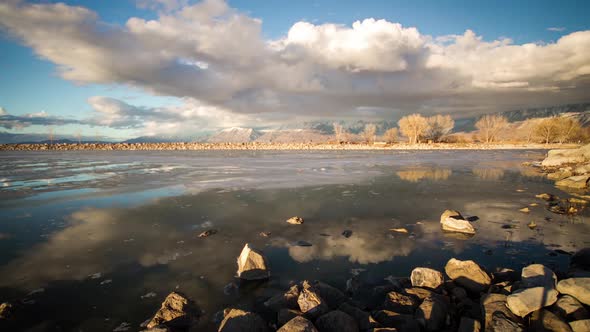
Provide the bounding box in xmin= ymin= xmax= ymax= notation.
xmin=0 ymin=150 xmax=589 ymax=331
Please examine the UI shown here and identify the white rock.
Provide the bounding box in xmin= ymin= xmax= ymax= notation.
xmin=440 ymin=210 xmax=475 ymax=235
xmin=506 ymin=287 xmax=558 ymax=317
xmin=236 ymin=243 xmax=270 ymax=280
xmin=410 ymin=267 xmax=444 ymax=289
xmin=557 ymin=278 xmax=590 ymax=305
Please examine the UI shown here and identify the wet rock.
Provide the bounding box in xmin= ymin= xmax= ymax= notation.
xmin=236 ymin=243 xmax=270 ymax=281
xmin=552 ymin=295 xmax=590 ymax=320
xmin=297 ymin=281 xmax=329 ymax=319
xmin=218 ymin=309 xmax=269 ymax=332
xmin=521 ymin=264 xmax=557 ymax=289
xmin=536 ymin=193 xmax=557 ymax=201
xmin=372 ymin=310 xmax=420 ymax=331
xmin=440 ymin=210 xmax=475 ymax=235
xmin=527 ymin=221 xmax=537 ymax=230
xmin=506 ymin=287 xmax=559 ymax=317
xmin=287 ymin=217 xmax=304 ymax=225
xmin=338 ymin=303 xmax=377 ymax=331
xmin=415 ymin=296 xmax=447 ymax=331
xmin=265 ymin=285 xmax=300 ymax=311
xmin=556 ymin=175 xmax=590 ymax=189
xmin=383 ymin=291 xmax=419 ymax=314
xmin=410 ymin=267 xmax=444 ymax=290
xmin=314 ymin=310 xmax=359 ymax=332
xmin=146 ymin=292 xmax=200 ymax=329
xmin=259 ymin=232 xmax=271 ymax=237
xmin=481 ymin=294 xmax=523 ymax=331
xmin=445 ymin=258 xmax=491 ymax=293
xmin=341 ymin=230 xmax=353 ymax=238
xmin=458 ymin=317 xmax=481 ymax=332
xmin=198 ymin=229 xmax=217 ymax=237
xmin=557 ymin=278 xmax=590 ymax=305
xmin=569 ymin=319 xmax=590 ymax=332
xmin=530 ymin=309 xmax=572 ymax=332
xmin=277 ymin=309 xmax=303 ymax=327
xmin=277 ymin=316 xmax=317 ymax=332
xmin=312 ymin=281 xmax=346 ymax=309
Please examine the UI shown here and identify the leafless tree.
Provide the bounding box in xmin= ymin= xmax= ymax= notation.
xmin=362 ymin=123 xmax=377 ymax=144
xmin=425 ymin=115 xmax=455 ymax=142
xmin=333 ymin=122 xmax=347 ymax=143
xmin=398 ymin=114 xmax=429 ymax=144
xmin=383 ymin=127 xmax=398 ymax=143
xmin=475 ymin=114 xmax=508 ymax=143
xmin=534 ymin=118 xmax=559 ymax=144
xmin=555 ymin=117 xmax=582 ymax=143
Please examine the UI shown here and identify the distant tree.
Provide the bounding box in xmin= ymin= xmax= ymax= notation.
xmin=555 ymin=117 xmax=582 ymax=143
xmin=383 ymin=127 xmax=399 ymax=143
xmin=425 ymin=115 xmax=455 ymax=142
xmin=534 ymin=118 xmax=559 ymax=144
xmin=398 ymin=114 xmax=429 ymax=144
xmin=362 ymin=124 xmax=377 ymax=144
xmin=48 ymin=127 xmax=54 ymax=145
xmin=333 ymin=122 xmax=347 ymax=143
xmin=475 ymin=115 xmax=508 ymax=143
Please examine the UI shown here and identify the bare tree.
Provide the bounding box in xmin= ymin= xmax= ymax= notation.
xmin=534 ymin=118 xmax=559 ymax=144
xmin=333 ymin=122 xmax=347 ymax=143
xmin=383 ymin=127 xmax=398 ymax=143
xmin=475 ymin=115 xmax=508 ymax=143
xmin=398 ymin=114 xmax=429 ymax=144
xmin=425 ymin=115 xmax=455 ymax=142
xmin=362 ymin=124 xmax=377 ymax=144
xmin=555 ymin=117 xmax=582 ymax=143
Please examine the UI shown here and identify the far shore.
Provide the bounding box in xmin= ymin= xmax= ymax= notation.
xmin=0 ymin=142 xmax=582 ymax=151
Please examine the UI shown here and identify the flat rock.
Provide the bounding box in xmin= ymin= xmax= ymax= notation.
xmin=444 ymin=258 xmax=491 ymax=293
xmin=556 ymin=175 xmax=590 ymax=189
xmin=557 ymin=278 xmax=590 ymax=305
xmin=383 ymin=291 xmax=419 ymax=314
xmin=410 ymin=267 xmax=444 ymax=290
xmin=506 ymin=287 xmax=559 ymax=317
xmin=218 ymin=309 xmax=269 ymax=332
xmin=521 ymin=264 xmax=557 ymax=289
xmin=530 ymin=309 xmax=572 ymax=332
xmin=277 ymin=316 xmax=318 ymax=332
xmin=415 ymin=296 xmax=447 ymax=331
xmin=440 ymin=210 xmax=475 ymax=234
xmin=298 ymin=281 xmax=329 ymax=319
xmin=372 ymin=310 xmax=420 ymax=332
xmin=146 ymin=292 xmax=199 ymax=329
xmin=236 ymin=243 xmax=270 ymax=281
xmin=552 ymin=295 xmax=590 ymax=321
xmin=569 ymin=319 xmax=590 ymax=332
xmin=314 ymin=310 xmax=359 ymax=332
xmin=458 ymin=317 xmax=481 ymax=332
xmin=265 ymin=285 xmax=300 ymax=311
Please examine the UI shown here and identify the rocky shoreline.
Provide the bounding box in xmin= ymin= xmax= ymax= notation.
xmin=531 ymin=143 xmax=590 ymax=194
xmin=0 ymin=142 xmax=580 ymax=151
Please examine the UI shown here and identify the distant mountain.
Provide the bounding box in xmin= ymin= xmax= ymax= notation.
xmin=255 ymin=129 xmax=330 ymax=143
xmin=207 ymin=127 xmax=261 ymax=143
xmin=123 ymin=134 xmax=208 ymax=143
xmin=0 ymin=132 xmax=110 ymax=144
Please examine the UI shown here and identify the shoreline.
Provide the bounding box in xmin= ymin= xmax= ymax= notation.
xmin=0 ymin=142 xmax=581 ymax=151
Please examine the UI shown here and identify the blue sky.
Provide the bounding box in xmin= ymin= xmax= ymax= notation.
xmin=0 ymin=0 xmax=589 ymax=139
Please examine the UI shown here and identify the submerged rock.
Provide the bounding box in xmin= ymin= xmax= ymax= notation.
xmin=506 ymin=287 xmax=559 ymax=317
xmin=287 ymin=217 xmax=304 ymax=225
xmin=557 ymin=278 xmax=590 ymax=305
xmin=146 ymin=292 xmax=199 ymax=329
xmin=314 ymin=310 xmax=359 ymax=332
xmin=218 ymin=309 xmax=269 ymax=332
xmin=236 ymin=243 xmax=270 ymax=280
xmin=277 ymin=316 xmax=317 ymax=332
xmin=410 ymin=267 xmax=444 ymax=290
xmin=444 ymin=258 xmax=491 ymax=293
xmin=440 ymin=210 xmax=475 ymax=235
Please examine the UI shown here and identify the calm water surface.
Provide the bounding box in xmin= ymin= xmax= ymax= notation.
xmin=0 ymin=150 xmax=589 ymax=331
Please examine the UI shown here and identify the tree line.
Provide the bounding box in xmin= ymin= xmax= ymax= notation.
xmin=333 ymin=113 xmax=586 ymax=144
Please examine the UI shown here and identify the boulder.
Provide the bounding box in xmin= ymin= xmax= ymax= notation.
xmin=415 ymin=296 xmax=447 ymax=331
xmin=489 ymin=312 xmax=525 ymax=332
xmin=556 ymin=175 xmax=590 ymax=189
xmin=404 ymin=287 xmax=436 ymax=301
xmin=146 ymin=292 xmax=199 ymax=329
xmin=570 ymin=320 xmax=590 ymax=332
xmin=314 ymin=310 xmax=359 ymax=332
xmin=287 ymin=217 xmax=304 ymax=225
xmin=298 ymin=281 xmax=329 ymax=319
xmin=410 ymin=267 xmax=444 ymax=290
xmin=444 ymin=258 xmax=491 ymax=293
xmin=521 ymin=264 xmax=557 ymax=289
xmin=218 ymin=309 xmax=269 ymax=332
xmin=458 ymin=317 xmax=481 ymax=332
xmin=265 ymin=285 xmax=300 ymax=310
xmin=541 ymin=146 xmax=590 ymax=167
xmin=372 ymin=310 xmax=420 ymax=332
xmin=0 ymin=302 xmax=13 ymax=320
xmin=481 ymin=294 xmax=523 ymax=331
xmin=277 ymin=316 xmax=318 ymax=332
xmin=552 ymin=295 xmax=590 ymax=321
xmin=440 ymin=210 xmax=475 ymax=235
xmin=506 ymin=287 xmax=559 ymax=317
xmin=383 ymin=291 xmax=419 ymax=314
xmin=312 ymin=281 xmax=346 ymax=309
xmin=530 ymin=309 xmax=572 ymax=332
xmin=557 ymin=278 xmax=590 ymax=305
xmin=237 ymin=244 xmax=270 ymax=281
xmin=338 ymin=303 xmax=377 ymax=330
xmin=277 ymin=309 xmax=303 ymax=327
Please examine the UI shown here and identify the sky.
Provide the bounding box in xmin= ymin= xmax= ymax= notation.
xmin=0 ymin=0 xmax=589 ymax=140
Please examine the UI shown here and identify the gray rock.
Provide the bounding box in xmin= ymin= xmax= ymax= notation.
xmin=298 ymin=281 xmax=329 ymax=319
xmin=146 ymin=292 xmax=199 ymax=329
xmin=530 ymin=309 xmax=572 ymax=332
xmin=415 ymin=296 xmax=447 ymax=331
xmin=521 ymin=264 xmax=557 ymax=289
xmin=440 ymin=210 xmax=476 ymax=234
xmin=277 ymin=316 xmax=318 ymax=332
xmin=372 ymin=310 xmax=420 ymax=332
xmin=277 ymin=309 xmax=303 ymax=327
xmin=557 ymin=278 xmax=590 ymax=305
xmin=383 ymin=291 xmax=419 ymax=314
xmin=458 ymin=317 xmax=481 ymax=332
xmin=265 ymin=285 xmax=300 ymax=310
xmin=569 ymin=319 xmax=590 ymax=332
xmin=445 ymin=258 xmax=491 ymax=293
xmin=218 ymin=309 xmax=269 ymax=332
xmin=481 ymin=294 xmax=523 ymax=331
xmin=314 ymin=310 xmax=359 ymax=332
xmin=552 ymin=295 xmax=590 ymax=321
xmin=506 ymin=287 xmax=559 ymax=317
xmin=236 ymin=244 xmax=270 ymax=281
xmin=410 ymin=267 xmax=444 ymax=290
